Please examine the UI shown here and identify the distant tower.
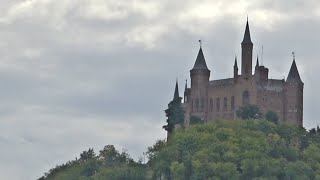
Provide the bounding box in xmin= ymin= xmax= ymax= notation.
xmin=234 ymin=56 xmax=239 ymax=79
xmin=173 ymin=80 xmax=180 ymax=100
xmin=284 ymin=53 xmax=304 ymax=126
xmin=190 ymin=41 xmax=210 ymax=121
xmin=163 ymin=80 xmax=183 ymax=140
xmin=254 ymin=55 xmax=260 ymax=80
xmin=241 ymin=19 xmax=253 ymax=79
xmin=184 ymin=80 xmax=188 ymax=103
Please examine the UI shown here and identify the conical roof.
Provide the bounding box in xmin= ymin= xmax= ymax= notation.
xmin=256 ymin=56 xmax=259 ymax=67
xmin=192 ymin=47 xmax=209 ymax=70
xmin=184 ymin=79 xmax=187 ymax=91
xmin=286 ymin=60 xmax=302 ymax=83
xmin=173 ymin=80 xmax=180 ymax=100
xmin=242 ymin=20 xmax=253 ymax=44
xmin=234 ymin=56 xmax=238 ymax=68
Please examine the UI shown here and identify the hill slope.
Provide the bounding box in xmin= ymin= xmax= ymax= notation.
xmin=39 ymin=120 xmax=320 ymax=179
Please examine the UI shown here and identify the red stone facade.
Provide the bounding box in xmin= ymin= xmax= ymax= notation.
xmin=182 ymin=20 xmax=304 ymax=126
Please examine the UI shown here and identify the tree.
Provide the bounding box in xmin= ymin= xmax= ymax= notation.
xmin=163 ymin=96 xmax=184 ymax=138
xmin=146 ymin=140 xmax=166 ymax=164
xmin=99 ymin=145 xmax=118 ymax=164
xmin=189 ymin=116 xmax=203 ymax=125
xmin=79 ymin=148 xmax=96 ymax=162
xmin=266 ymin=111 xmax=279 ymax=124
xmin=236 ymin=104 xmax=261 ymax=119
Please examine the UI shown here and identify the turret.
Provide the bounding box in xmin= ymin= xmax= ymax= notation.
xmin=184 ymin=79 xmax=188 ymax=103
xmin=190 ymin=46 xmax=210 ymax=88
xmin=173 ymin=80 xmax=180 ymax=101
xmin=254 ymin=55 xmax=269 ymax=82
xmin=255 ymin=56 xmax=260 ymax=80
xmin=241 ymin=19 xmax=253 ymax=79
xmin=163 ymin=81 xmax=184 ymax=140
xmin=284 ymin=53 xmax=303 ymax=126
xmin=234 ymin=56 xmax=239 ymax=79
xmin=190 ymin=45 xmax=210 ymax=121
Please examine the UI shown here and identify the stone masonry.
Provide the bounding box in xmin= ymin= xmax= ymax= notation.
xmin=179 ymin=19 xmax=304 ymax=126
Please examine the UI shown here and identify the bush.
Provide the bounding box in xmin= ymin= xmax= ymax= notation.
xmin=236 ymin=104 xmax=261 ymax=119
xmin=266 ymin=111 xmax=279 ymax=124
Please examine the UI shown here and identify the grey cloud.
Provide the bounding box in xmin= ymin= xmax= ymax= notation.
xmin=0 ymin=1 xmax=319 ymax=180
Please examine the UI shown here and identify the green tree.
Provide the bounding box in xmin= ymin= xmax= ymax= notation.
xmin=236 ymin=104 xmax=261 ymax=119
xmin=146 ymin=140 xmax=166 ymax=164
xmin=189 ymin=116 xmax=203 ymax=125
xmin=266 ymin=111 xmax=279 ymax=124
xmin=80 ymin=148 xmax=96 ymax=162
xmin=163 ymin=96 xmax=184 ymax=137
xmin=40 ymin=119 xmax=320 ymax=180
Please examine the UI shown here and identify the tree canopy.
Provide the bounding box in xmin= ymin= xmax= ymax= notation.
xmin=163 ymin=96 xmax=184 ymax=137
xmin=39 ymin=120 xmax=320 ymax=180
xmin=236 ymin=104 xmax=262 ymax=119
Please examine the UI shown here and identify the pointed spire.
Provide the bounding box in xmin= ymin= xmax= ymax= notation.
xmin=173 ymin=80 xmax=180 ymax=100
xmin=192 ymin=47 xmax=209 ymax=70
xmin=256 ymin=55 xmax=259 ymax=67
xmin=185 ymin=79 xmax=188 ymax=91
xmin=286 ymin=53 xmax=302 ymax=83
xmin=242 ymin=18 xmax=253 ymax=44
xmin=234 ymin=56 xmax=238 ymax=68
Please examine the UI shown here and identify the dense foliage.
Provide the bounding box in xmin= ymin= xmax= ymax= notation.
xmin=39 ymin=120 xmax=320 ymax=180
xmin=236 ymin=104 xmax=262 ymax=119
xmin=163 ymin=96 xmax=185 ymax=135
xmin=38 ymin=145 xmax=146 ymax=180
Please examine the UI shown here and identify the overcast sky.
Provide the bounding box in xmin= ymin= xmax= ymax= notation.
xmin=0 ymin=0 xmax=320 ymax=179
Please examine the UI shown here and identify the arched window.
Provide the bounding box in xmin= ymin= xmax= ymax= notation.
xmin=216 ymin=98 xmax=220 ymax=112
xmin=191 ymin=99 xmax=194 ymax=112
xmin=223 ymin=97 xmax=228 ymax=111
xmin=196 ymin=98 xmax=199 ymax=111
xmin=201 ymin=98 xmax=205 ymax=110
xmin=231 ymin=96 xmax=235 ymax=110
xmin=242 ymin=91 xmax=250 ymax=105
xmin=210 ymin=98 xmax=213 ymax=112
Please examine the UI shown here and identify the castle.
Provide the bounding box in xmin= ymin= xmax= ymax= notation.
xmin=175 ymin=20 xmax=304 ymax=126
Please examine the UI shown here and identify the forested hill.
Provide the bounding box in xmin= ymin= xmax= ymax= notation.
xmin=39 ymin=120 xmax=320 ymax=180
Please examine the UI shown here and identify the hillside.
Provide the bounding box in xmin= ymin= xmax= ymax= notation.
xmin=39 ymin=120 xmax=320 ymax=180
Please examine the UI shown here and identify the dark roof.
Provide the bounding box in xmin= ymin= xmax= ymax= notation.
xmin=234 ymin=56 xmax=238 ymax=68
xmin=286 ymin=60 xmax=302 ymax=83
xmin=257 ymin=79 xmax=285 ymax=92
xmin=256 ymin=56 xmax=259 ymax=67
xmin=209 ymin=78 xmax=234 ymax=88
xmin=242 ymin=20 xmax=253 ymax=44
xmin=173 ymin=81 xmax=180 ymax=100
xmin=192 ymin=47 xmax=209 ymax=70
xmin=184 ymin=79 xmax=188 ymax=91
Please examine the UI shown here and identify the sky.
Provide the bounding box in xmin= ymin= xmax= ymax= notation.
xmin=0 ymin=0 xmax=320 ymax=179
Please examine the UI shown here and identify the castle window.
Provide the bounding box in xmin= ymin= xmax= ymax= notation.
xmin=223 ymin=97 xmax=228 ymax=111
xmin=216 ymin=98 xmax=220 ymax=112
xmin=242 ymin=91 xmax=250 ymax=105
xmin=196 ymin=99 xmax=199 ymax=111
xmin=210 ymin=98 xmax=213 ymax=112
xmin=231 ymin=96 xmax=235 ymax=110
xmin=201 ymin=98 xmax=205 ymax=111
xmin=191 ymin=99 xmax=194 ymax=112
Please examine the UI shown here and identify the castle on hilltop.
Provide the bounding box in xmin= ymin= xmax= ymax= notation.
xmin=173 ymin=19 xmax=304 ymax=126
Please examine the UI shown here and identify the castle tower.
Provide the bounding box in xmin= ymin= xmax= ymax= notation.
xmin=234 ymin=56 xmax=239 ymax=79
xmin=284 ymin=54 xmax=304 ymax=126
xmin=190 ymin=46 xmax=210 ymax=121
xmin=164 ymin=80 xmax=183 ymax=140
xmin=184 ymin=80 xmax=188 ymax=103
xmin=174 ymin=80 xmax=180 ymax=100
xmin=241 ymin=19 xmax=253 ymax=79
xmin=254 ymin=56 xmax=260 ymax=80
